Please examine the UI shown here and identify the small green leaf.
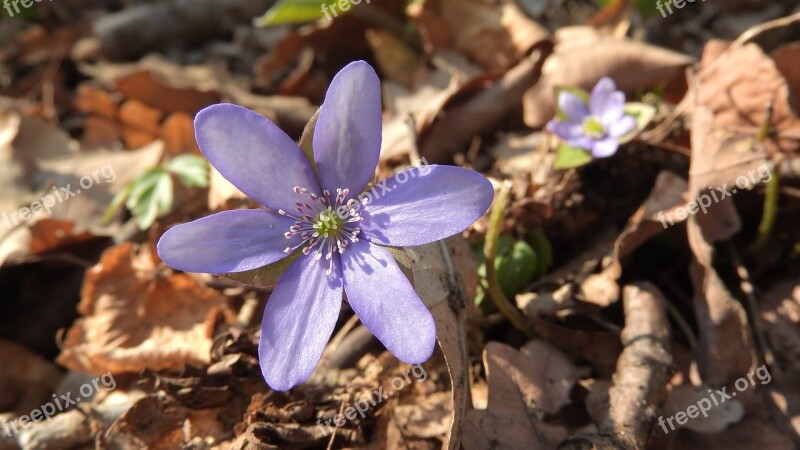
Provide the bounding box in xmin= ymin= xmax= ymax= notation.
xmin=167 ymin=155 xmax=209 ymax=188
xmin=554 ymin=144 xmax=593 ymax=170
xmin=126 ymin=168 xmax=167 ymax=209
xmin=525 ymin=231 xmax=553 ymax=277
xmin=126 ymin=169 xmax=174 ymax=230
xmin=496 ymin=241 xmax=538 ymax=299
xmin=620 ymin=102 xmax=657 ymax=143
xmin=254 ymin=0 xmax=341 ymax=27
xmin=220 ymin=252 xmax=302 ymax=287
xmin=101 ymin=183 xmax=133 ymax=225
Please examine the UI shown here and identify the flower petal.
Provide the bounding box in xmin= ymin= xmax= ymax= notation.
xmin=157 ymin=209 xmax=298 ymax=273
xmin=341 ymin=240 xmax=435 ymax=364
xmin=600 ymin=92 xmax=626 ymax=123
xmin=259 ymin=254 xmax=343 ymax=391
xmin=359 ymin=165 xmax=493 ymax=247
xmin=195 ymin=103 xmax=321 ymax=212
xmin=559 ymin=91 xmax=589 ymax=123
xmin=590 ymin=137 xmax=620 ymax=158
xmin=589 ymin=77 xmax=618 ymax=117
xmin=313 ymin=61 xmax=382 ymax=195
xmin=547 ymin=120 xmax=577 ymax=141
xmin=607 ymin=115 xmax=636 ymax=138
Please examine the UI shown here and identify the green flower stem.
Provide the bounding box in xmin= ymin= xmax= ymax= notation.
xmin=484 ymin=182 xmax=532 ymax=336
xmin=755 ymin=156 xmax=782 ymax=249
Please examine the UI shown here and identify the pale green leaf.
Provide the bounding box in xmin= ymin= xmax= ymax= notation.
xmin=554 ymin=144 xmax=593 ymax=170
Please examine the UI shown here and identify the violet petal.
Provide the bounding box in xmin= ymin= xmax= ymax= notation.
xmin=259 ymin=253 xmax=343 ymax=391
xmin=341 ymin=240 xmax=435 ymax=364
xmin=607 ymin=115 xmax=637 ymax=138
xmin=313 ymin=61 xmax=382 ymax=195
xmin=359 ymin=165 xmax=494 ymax=247
xmin=589 ymin=77 xmax=617 ymax=116
xmin=157 ymin=209 xmax=299 ymax=273
xmin=559 ymin=91 xmax=589 ymax=123
xmin=195 ymin=103 xmax=321 ymax=212
xmin=590 ymin=137 xmax=620 ymax=158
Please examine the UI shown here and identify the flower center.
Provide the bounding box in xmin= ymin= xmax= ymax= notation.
xmin=279 ymin=186 xmax=362 ymax=274
xmin=582 ymin=117 xmax=606 ymax=139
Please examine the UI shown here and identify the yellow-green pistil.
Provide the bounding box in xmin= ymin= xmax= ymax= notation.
xmin=582 ymin=117 xmax=606 ymax=139
xmin=279 ymin=186 xmax=363 ymax=274
xmin=312 ymin=208 xmax=342 ymax=238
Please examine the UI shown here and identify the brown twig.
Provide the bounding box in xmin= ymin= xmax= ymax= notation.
xmin=560 ymin=283 xmax=673 ymax=450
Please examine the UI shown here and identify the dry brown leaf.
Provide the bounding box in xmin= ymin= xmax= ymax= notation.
xmin=485 ymin=340 xmax=578 ymax=415
xmin=410 ymin=0 xmax=549 ymax=71
xmin=406 ymin=237 xmax=479 ymax=450
xmin=394 ymin=391 xmax=452 ymax=439
xmin=524 ymin=28 xmax=693 ymax=127
xmin=417 ymin=41 xmax=554 ymax=163
xmin=694 ymin=40 xmax=800 ymax=158
xmin=365 ymin=29 xmax=421 ymax=89
xmin=28 ymin=219 xmax=94 ymax=255
xmin=74 ymin=84 xmax=119 ymax=120
xmin=115 ymin=70 xmax=220 ymax=116
xmin=686 ymin=107 xmax=755 ymax=387
xmin=82 ymin=115 xmax=123 ymax=148
xmin=160 ymin=112 xmax=201 ymax=155
xmin=664 ymin=385 xmax=744 ymax=433
xmin=57 ymin=243 xmax=227 ymax=375
xmin=462 ymin=342 xmax=567 ymax=450
xmin=119 ymin=99 xmax=163 ymax=135
xmin=772 ymin=42 xmax=800 ymax=103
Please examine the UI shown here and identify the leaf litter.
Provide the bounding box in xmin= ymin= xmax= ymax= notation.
xmin=1 ymin=0 xmax=800 ymax=449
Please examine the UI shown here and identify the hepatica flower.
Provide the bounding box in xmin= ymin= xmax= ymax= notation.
xmin=547 ymin=77 xmax=636 ymax=158
xmin=157 ymin=61 xmax=494 ymax=391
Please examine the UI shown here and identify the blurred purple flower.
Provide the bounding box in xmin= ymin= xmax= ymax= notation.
xmin=156 ymin=61 xmax=494 ymax=391
xmin=546 ymin=77 xmax=636 ymax=158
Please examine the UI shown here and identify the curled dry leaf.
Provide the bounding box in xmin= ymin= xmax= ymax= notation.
xmin=484 ymin=340 xmax=578 ymax=415
xmin=664 ymin=384 xmax=744 ymax=434
xmin=406 ymin=237 xmax=479 ymax=450
xmin=393 ymin=391 xmax=453 ymax=439
xmin=417 ymin=41 xmax=554 ymax=163
xmin=693 ymin=40 xmax=800 ymax=158
xmin=410 ymin=0 xmax=549 ymax=71
xmin=462 ymin=342 xmax=567 ymax=450
xmin=524 ymin=27 xmax=693 ymax=127
xmin=685 ymin=107 xmax=756 ymax=387
xmin=57 ymin=243 xmax=227 ymax=375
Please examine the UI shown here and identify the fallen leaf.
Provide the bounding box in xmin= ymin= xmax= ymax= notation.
xmin=57 ymin=243 xmax=227 ymax=374
xmin=410 ymin=0 xmax=549 ymax=71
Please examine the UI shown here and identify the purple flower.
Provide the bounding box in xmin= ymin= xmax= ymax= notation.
xmin=156 ymin=61 xmax=494 ymax=391
xmin=546 ymin=77 xmax=636 ymax=158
